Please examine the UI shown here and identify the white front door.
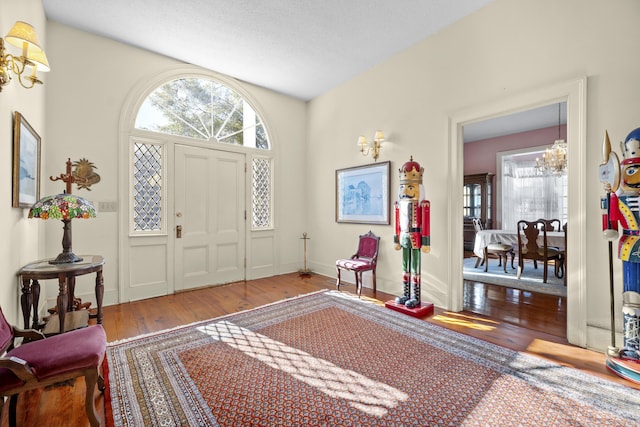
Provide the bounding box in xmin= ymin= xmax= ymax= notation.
xmin=174 ymin=145 xmax=245 ymax=290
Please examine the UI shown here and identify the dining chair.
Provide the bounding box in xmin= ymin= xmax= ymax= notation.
xmin=516 ymin=219 xmax=562 ymax=283
xmin=538 ymin=218 xmax=565 ymax=277
xmin=472 ymin=217 xmax=514 ymax=273
xmin=336 ymin=230 xmax=380 ymax=297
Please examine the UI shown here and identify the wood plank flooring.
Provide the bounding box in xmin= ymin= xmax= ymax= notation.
xmin=2 ymin=272 xmax=637 ymax=426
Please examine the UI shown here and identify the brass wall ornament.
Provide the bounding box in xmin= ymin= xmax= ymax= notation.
xmin=72 ymin=158 xmax=101 ymax=190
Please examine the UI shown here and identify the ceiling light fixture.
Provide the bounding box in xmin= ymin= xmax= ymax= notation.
xmin=536 ymin=104 xmax=567 ymax=175
xmin=358 ymin=130 xmax=384 ymax=161
xmin=0 ymin=21 xmax=50 ymax=91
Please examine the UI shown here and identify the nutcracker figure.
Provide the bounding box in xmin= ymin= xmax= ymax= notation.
xmin=601 ymin=128 xmax=640 ymax=363
xmin=393 ymin=156 xmax=430 ymax=308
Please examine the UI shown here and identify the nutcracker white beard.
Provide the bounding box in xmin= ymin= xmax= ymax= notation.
xmin=399 ymin=201 xmax=412 ymax=232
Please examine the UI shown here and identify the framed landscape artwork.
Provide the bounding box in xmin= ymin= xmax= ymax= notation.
xmin=336 ymin=161 xmax=390 ymax=224
xmin=12 ymin=112 xmax=41 ymax=208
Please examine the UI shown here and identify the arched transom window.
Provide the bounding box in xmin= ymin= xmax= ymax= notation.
xmin=135 ymin=78 xmax=269 ymax=149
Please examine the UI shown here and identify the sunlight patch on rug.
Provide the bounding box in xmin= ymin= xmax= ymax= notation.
xmin=197 ymin=320 xmax=408 ymax=416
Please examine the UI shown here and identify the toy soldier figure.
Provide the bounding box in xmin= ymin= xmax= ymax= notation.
xmin=602 ymin=128 xmax=640 ymax=361
xmin=394 ymin=156 xmax=430 ymax=308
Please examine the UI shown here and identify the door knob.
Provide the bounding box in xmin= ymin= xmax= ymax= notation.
xmin=176 ymin=225 xmax=182 ymax=238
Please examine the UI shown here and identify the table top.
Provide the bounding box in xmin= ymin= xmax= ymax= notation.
xmin=18 ymin=255 xmax=104 ymax=278
xmin=474 ymin=229 xmax=565 ymax=258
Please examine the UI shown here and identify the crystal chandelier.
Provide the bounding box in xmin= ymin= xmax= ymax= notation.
xmin=536 ymin=104 xmax=567 ymax=175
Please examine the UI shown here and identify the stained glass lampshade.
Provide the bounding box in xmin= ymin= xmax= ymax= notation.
xmin=29 ymin=193 xmax=96 ymax=264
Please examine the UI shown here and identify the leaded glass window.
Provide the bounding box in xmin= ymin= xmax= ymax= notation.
xmin=252 ymin=157 xmax=272 ymax=229
xmin=133 ymin=142 xmax=163 ymax=231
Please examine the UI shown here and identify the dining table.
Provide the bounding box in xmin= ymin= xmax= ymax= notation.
xmin=473 ymin=229 xmax=565 ymax=259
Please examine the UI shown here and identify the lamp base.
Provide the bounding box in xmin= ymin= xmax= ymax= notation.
xmin=49 ymin=252 xmax=83 ymax=265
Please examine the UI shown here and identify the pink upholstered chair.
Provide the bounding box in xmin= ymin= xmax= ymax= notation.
xmin=336 ymin=230 xmax=380 ymax=297
xmin=0 ymin=307 xmax=106 ymax=427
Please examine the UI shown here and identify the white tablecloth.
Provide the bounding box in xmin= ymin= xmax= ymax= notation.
xmin=473 ymin=229 xmax=565 ymax=258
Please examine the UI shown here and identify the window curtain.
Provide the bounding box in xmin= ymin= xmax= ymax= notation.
xmin=501 ymin=157 xmax=567 ymax=230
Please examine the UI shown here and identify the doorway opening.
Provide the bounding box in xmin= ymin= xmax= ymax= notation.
xmin=449 ymin=77 xmax=587 ymax=347
xmin=462 ymin=103 xmax=568 ymax=337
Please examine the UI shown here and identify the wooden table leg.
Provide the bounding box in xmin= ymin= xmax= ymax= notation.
xmin=68 ymin=276 xmax=76 ymax=310
xmin=95 ymin=270 xmax=104 ymax=324
xmin=57 ymin=274 xmax=68 ymax=335
xmin=20 ymin=278 xmax=32 ymax=329
xmin=32 ymin=280 xmax=40 ymax=329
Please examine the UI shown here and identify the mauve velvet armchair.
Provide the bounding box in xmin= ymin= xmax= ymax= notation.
xmin=0 ymin=307 xmax=106 ymax=427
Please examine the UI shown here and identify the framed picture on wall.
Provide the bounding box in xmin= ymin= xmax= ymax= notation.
xmin=12 ymin=112 xmax=41 ymax=208
xmin=336 ymin=161 xmax=390 ymax=224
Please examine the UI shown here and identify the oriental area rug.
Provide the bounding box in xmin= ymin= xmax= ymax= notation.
xmin=104 ymin=290 xmax=638 ymax=426
xmin=463 ymin=257 xmax=567 ymax=297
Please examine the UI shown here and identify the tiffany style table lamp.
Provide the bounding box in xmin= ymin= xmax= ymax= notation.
xmin=28 ymin=192 xmax=96 ymax=264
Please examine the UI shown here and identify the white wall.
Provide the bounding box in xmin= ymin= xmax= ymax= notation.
xmin=43 ymin=23 xmax=307 ymax=307
xmin=306 ymin=0 xmax=640 ymax=352
xmin=0 ymin=0 xmax=47 ymax=326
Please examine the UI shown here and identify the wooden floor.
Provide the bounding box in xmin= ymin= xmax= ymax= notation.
xmin=2 ymin=272 xmax=638 ymax=426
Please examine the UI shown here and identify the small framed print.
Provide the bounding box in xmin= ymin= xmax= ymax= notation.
xmin=12 ymin=112 xmax=41 ymax=208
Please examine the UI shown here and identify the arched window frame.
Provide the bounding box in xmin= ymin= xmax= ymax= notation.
xmin=127 ymin=72 xmax=275 ymax=236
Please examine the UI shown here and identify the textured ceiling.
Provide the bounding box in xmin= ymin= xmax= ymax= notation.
xmin=43 ymin=0 xmax=494 ymax=101
xmin=43 ymin=0 xmax=563 ymax=140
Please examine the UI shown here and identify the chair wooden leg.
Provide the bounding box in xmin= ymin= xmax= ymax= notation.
xmin=355 ymin=272 xmax=361 ymax=297
xmin=336 ymin=268 xmax=341 ymax=290
xmin=8 ymin=394 xmax=17 ymax=427
xmin=474 ymin=257 xmax=481 ymax=268
xmin=484 ymin=248 xmax=489 ymax=272
xmin=543 ymin=260 xmax=548 ymax=283
xmin=517 ymin=257 xmax=523 ymax=279
xmin=98 ymin=370 xmax=105 ymax=392
xmin=84 ymin=369 xmax=101 ymax=427
xmin=372 ymin=269 xmax=377 ymax=293
xmin=502 ymin=254 xmax=507 ymax=273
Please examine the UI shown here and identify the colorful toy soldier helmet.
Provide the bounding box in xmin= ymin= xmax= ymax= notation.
xmin=621 ymin=127 xmax=640 ymax=161
xmin=399 ymin=156 xmax=424 ymax=184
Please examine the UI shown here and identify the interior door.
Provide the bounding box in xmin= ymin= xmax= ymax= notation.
xmin=174 ymin=145 xmax=245 ymax=290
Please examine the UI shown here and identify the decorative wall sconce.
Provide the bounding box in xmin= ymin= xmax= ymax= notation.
xmin=0 ymin=21 xmax=50 ymax=91
xmin=358 ymin=130 xmax=385 ymax=161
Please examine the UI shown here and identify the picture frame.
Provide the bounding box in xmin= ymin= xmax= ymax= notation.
xmin=12 ymin=112 xmax=41 ymax=208
xmin=336 ymin=161 xmax=390 ymax=224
